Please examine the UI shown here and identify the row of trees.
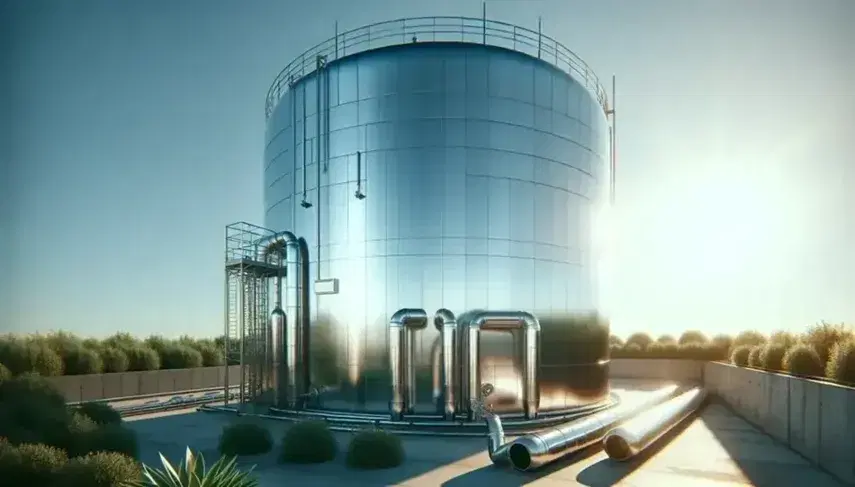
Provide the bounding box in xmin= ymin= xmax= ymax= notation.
xmin=0 ymin=332 xmax=228 ymax=377
xmin=608 ymin=321 xmax=855 ymax=385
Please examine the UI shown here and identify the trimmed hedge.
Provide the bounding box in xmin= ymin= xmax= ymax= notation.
xmin=58 ymin=451 xmax=141 ymax=487
xmin=218 ymin=421 xmax=274 ymax=457
xmin=783 ymin=344 xmax=824 ymax=377
xmin=75 ymin=402 xmax=123 ymax=426
xmin=0 ymin=332 xmax=227 ymax=376
xmin=346 ymin=430 xmax=404 ymax=470
xmin=0 ymin=441 xmax=68 ymax=485
xmin=826 ymin=339 xmax=855 ymax=384
xmin=279 ymin=420 xmax=338 ymax=464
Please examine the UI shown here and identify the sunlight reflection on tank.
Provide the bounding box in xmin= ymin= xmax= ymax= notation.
xmin=480 ymin=356 xmax=523 ymax=413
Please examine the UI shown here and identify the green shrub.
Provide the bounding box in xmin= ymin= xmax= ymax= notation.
xmin=0 ymin=373 xmax=67 ymax=410
xmin=711 ymin=334 xmax=733 ymax=353
xmin=279 ymin=420 xmax=337 ymax=464
xmin=102 ymin=333 xmax=139 ymax=350
xmin=123 ymin=346 xmax=161 ymax=372
xmin=802 ymin=321 xmax=854 ymax=365
xmin=75 ymin=424 xmax=139 ymax=459
xmin=747 ymin=346 xmax=764 ymax=368
xmin=158 ymin=344 xmax=203 ymax=370
xmin=0 ymin=363 xmax=10 ymax=381
xmin=58 ymin=451 xmax=140 ymax=487
xmin=81 ymin=338 xmax=102 ymax=350
xmin=610 ymin=343 xmax=643 ymax=359
xmin=346 ymin=430 xmax=404 ymax=470
xmin=646 ymin=342 xmax=679 ymax=358
xmin=0 ymin=441 xmax=68 ymax=485
xmin=678 ymin=330 xmax=708 ymax=345
xmin=655 ymin=334 xmax=676 ymax=344
xmin=143 ymin=335 xmax=170 ymax=354
xmin=783 ymin=344 xmax=824 ymax=377
xmin=769 ymin=331 xmax=798 ymax=349
xmin=679 ymin=342 xmax=726 ymax=361
xmin=625 ymin=333 xmax=653 ymax=350
xmin=0 ymin=338 xmax=64 ymax=376
xmin=63 ymin=346 xmax=104 ymax=375
xmin=759 ymin=343 xmax=788 ymax=372
xmin=730 ymin=345 xmax=752 ymax=366
xmin=99 ymin=347 xmax=130 ymax=373
xmin=218 ymin=421 xmax=273 ymax=457
xmin=609 ymin=335 xmax=624 ymax=347
xmin=195 ymin=344 xmax=225 ymax=367
xmin=825 ymin=339 xmax=855 ymax=385
xmin=76 ymin=402 xmax=123 ymax=426
xmin=733 ymin=331 xmax=766 ymax=348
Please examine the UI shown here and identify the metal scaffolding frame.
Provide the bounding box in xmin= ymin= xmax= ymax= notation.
xmin=223 ymin=222 xmax=283 ymax=406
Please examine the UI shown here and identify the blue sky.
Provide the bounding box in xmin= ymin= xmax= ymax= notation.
xmin=2 ymin=0 xmax=853 ymax=338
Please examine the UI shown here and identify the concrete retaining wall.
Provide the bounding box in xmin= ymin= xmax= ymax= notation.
xmin=46 ymin=365 xmax=242 ymax=403
xmin=609 ymin=358 xmax=704 ymax=383
xmin=704 ymin=361 xmax=855 ymax=484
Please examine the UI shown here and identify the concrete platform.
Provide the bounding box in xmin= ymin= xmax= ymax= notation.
xmin=125 ymin=381 xmax=844 ymax=486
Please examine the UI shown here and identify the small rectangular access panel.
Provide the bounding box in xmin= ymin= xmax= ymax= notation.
xmin=314 ymin=278 xmax=339 ymax=295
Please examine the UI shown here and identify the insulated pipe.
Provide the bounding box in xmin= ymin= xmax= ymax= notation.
xmin=604 ymin=387 xmax=706 ymax=462
xmin=430 ymin=336 xmax=441 ymax=406
xmin=433 ymin=308 xmax=457 ymax=419
xmin=492 ymin=384 xmax=679 ymax=471
xmin=461 ymin=311 xmax=540 ymax=420
xmin=297 ymin=237 xmax=311 ymax=403
xmin=388 ymin=309 xmax=428 ymax=420
xmin=259 ymin=231 xmax=301 ymax=408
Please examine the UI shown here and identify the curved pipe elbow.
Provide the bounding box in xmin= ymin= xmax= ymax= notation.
xmin=257 ymin=230 xmax=299 ymax=261
xmin=484 ymin=413 xmax=511 ymax=465
xmin=434 ymin=308 xmax=456 ymax=331
xmin=469 ymin=310 xmax=540 ymax=331
xmin=390 ymin=308 xmax=428 ymax=329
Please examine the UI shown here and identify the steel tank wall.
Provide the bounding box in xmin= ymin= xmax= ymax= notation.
xmin=263 ymin=42 xmax=609 ymax=414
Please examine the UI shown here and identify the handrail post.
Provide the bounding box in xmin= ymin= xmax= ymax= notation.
xmin=482 ymin=2 xmax=486 ymax=44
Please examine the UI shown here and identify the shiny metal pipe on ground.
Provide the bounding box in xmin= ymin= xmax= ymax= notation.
xmin=491 ymin=384 xmax=679 ymax=471
xmin=389 ymin=308 xmax=428 ymax=420
xmin=434 ymin=308 xmax=457 ymax=419
xmin=462 ymin=311 xmax=540 ymax=420
xmin=603 ymin=387 xmax=706 ymax=462
xmin=259 ymin=231 xmax=301 ymax=408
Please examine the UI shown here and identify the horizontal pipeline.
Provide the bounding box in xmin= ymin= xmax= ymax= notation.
xmin=603 ymin=386 xmax=706 ymax=462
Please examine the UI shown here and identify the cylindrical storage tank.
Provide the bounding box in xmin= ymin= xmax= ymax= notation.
xmin=263 ymin=18 xmax=610 ymax=415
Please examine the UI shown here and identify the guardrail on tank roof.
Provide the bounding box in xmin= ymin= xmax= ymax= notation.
xmin=265 ymin=16 xmax=609 ymax=119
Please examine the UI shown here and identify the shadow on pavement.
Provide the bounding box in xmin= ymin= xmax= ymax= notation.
xmin=441 ymin=445 xmax=602 ymax=486
xmin=700 ymin=400 xmax=843 ymax=487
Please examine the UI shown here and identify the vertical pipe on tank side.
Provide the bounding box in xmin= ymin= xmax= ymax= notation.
xmin=297 ymin=237 xmax=311 ymax=403
xmin=611 ymin=75 xmax=616 ymax=204
xmin=433 ymin=309 xmax=457 ymax=419
xmin=259 ymin=232 xmax=301 ymax=408
xmin=300 ymin=79 xmax=312 ymax=208
xmin=269 ymin=255 xmax=286 ymax=406
xmin=388 ymin=309 xmax=428 ymax=420
xmin=462 ymin=311 xmax=540 ymax=420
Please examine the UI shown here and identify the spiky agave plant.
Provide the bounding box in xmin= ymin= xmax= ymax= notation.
xmin=134 ymin=447 xmax=259 ymax=487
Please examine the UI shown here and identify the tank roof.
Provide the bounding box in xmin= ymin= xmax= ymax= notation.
xmin=265 ymin=16 xmax=608 ymax=119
